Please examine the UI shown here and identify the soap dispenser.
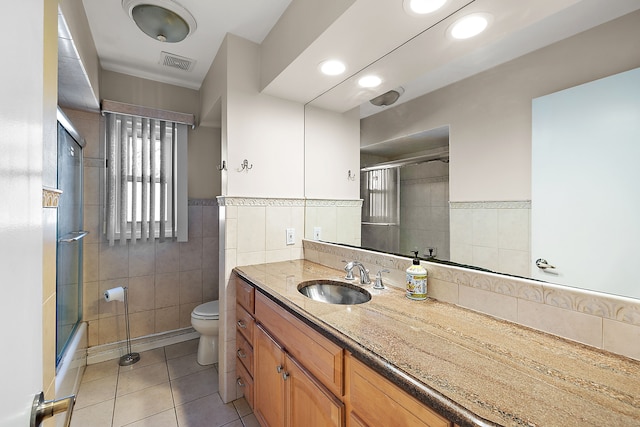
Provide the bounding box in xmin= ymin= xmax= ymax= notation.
xmin=406 ymin=251 xmax=427 ymax=300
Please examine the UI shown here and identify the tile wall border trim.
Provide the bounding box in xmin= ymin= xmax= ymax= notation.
xmin=402 ymin=176 xmax=449 ymax=185
xmin=450 ymin=200 xmax=531 ymax=209
xmin=305 ymin=198 xmax=363 ymax=207
xmin=43 ymin=187 xmax=62 ymax=208
xmin=188 ymin=198 xmax=218 ymax=206
xmin=216 ymin=196 xmax=306 ymax=207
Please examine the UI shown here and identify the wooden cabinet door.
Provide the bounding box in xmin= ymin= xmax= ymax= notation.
xmin=285 ymin=354 xmax=344 ymax=427
xmin=254 ymin=325 xmax=285 ymax=427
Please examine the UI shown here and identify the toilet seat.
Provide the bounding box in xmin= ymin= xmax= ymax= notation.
xmin=191 ymin=300 xmax=219 ymax=320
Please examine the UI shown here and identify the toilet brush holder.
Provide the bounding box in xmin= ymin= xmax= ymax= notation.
xmin=104 ymin=286 xmax=140 ymax=366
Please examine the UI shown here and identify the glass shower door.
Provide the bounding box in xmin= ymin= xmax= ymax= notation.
xmin=56 ymin=119 xmax=85 ymax=365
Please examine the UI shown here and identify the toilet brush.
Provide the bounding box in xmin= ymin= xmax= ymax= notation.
xmin=104 ymin=286 xmax=140 ymax=366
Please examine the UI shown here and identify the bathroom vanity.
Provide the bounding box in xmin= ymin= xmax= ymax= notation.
xmin=233 ymin=260 xmax=639 ymax=427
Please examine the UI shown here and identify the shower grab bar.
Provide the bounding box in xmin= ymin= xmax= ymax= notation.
xmin=58 ymin=230 xmax=89 ymax=243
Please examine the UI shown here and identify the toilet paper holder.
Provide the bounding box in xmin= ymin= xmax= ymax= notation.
xmin=104 ymin=286 xmax=140 ymax=366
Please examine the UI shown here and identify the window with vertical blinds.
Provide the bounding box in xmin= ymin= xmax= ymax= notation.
xmin=102 ymin=100 xmax=192 ymax=246
xmin=361 ymin=167 xmax=400 ymax=225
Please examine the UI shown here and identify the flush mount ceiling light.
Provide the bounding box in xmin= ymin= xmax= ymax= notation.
xmin=448 ymin=13 xmax=492 ymax=40
xmin=370 ymin=87 xmax=405 ymax=107
xmin=358 ymin=75 xmax=382 ymax=88
xmin=122 ymin=0 xmax=197 ymax=43
xmin=319 ymin=59 xmax=346 ymax=76
xmin=403 ymin=0 xmax=448 ymax=15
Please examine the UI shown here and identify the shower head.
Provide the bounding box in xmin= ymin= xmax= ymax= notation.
xmin=370 ymin=87 xmax=405 ymax=107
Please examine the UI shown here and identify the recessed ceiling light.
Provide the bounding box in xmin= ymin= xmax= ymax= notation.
xmin=358 ymin=75 xmax=382 ymax=88
xmin=448 ymin=13 xmax=492 ymax=40
xmin=319 ymin=59 xmax=346 ymax=76
xmin=403 ymin=0 xmax=448 ymax=15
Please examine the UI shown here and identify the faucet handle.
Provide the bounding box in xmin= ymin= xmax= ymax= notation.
xmin=342 ymin=260 xmax=355 ymax=280
xmin=373 ymin=269 xmax=390 ymax=289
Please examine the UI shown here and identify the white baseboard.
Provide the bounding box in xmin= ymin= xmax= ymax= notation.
xmin=87 ymin=327 xmax=199 ymax=365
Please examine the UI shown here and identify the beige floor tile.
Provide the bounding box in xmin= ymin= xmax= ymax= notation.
xmin=167 ymin=352 xmax=209 ymax=380
xmin=170 ymin=367 xmax=218 ymax=405
xmin=82 ymin=359 xmax=120 ymax=383
xmin=240 ymin=414 xmax=260 ymax=427
xmin=232 ymin=397 xmax=252 ymax=418
xmin=221 ymin=421 xmax=244 ymax=427
xmin=165 ymin=339 xmax=198 ymax=360
xmin=69 ymin=399 xmax=114 ymax=427
xmin=117 ymin=361 xmax=169 ymax=396
xmin=175 ymin=394 xmax=239 ymax=427
xmin=124 ymin=409 xmax=178 ymax=427
xmin=112 ymin=382 xmax=174 ymax=427
xmin=119 ymin=348 xmax=166 ymax=372
xmin=75 ymin=375 xmax=118 ymax=409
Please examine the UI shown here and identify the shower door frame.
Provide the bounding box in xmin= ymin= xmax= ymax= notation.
xmin=56 ymin=108 xmax=86 ymax=367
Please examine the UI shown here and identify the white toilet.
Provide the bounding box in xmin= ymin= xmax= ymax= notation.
xmin=190 ymin=300 xmax=220 ymax=365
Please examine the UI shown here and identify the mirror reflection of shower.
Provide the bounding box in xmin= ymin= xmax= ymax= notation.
xmin=360 ymin=126 xmax=449 ymax=259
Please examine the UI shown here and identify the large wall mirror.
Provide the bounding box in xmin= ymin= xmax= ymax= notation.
xmin=303 ymin=1 xmax=640 ymax=300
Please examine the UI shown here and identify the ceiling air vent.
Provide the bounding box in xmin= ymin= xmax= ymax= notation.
xmin=159 ymin=51 xmax=196 ymax=72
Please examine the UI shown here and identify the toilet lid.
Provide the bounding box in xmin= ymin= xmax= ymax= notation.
xmin=192 ymin=300 xmax=219 ymax=319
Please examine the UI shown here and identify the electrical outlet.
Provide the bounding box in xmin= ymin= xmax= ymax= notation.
xmin=286 ymin=228 xmax=295 ymax=245
xmin=425 ymin=247 xmax=437 ymax=257
xmin=313 ymin=227 xmax=321 ymax=240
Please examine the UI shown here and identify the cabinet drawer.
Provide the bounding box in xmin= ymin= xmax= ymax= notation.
xmin=255 ymin=291 xmax=343 ymax=397
xmin=236 ymin=358 xmax=254 ymax=409
xmin=347 ymin=354 xmax=451 ymax=427
xmin=236 ymin=303 xmax=255 ymax=344
xmin=236 ymin=276 xmax=255 ymax=314
xmin=237 ymin=332 xmax=254 ymax=375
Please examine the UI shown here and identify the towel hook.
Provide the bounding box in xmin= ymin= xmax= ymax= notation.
xmin=217 ymin=160 xmax=227 ymax=171
xmin=348 ymin=170 xmax=356 ymax=181
xmin=237 ymin=159 xmax=253 ymax=172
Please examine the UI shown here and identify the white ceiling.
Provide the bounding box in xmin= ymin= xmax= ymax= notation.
xmin=81 ymin=0 xmax=292 ymax=90
xmin=61 ymin=0 xmax=640 ymax=121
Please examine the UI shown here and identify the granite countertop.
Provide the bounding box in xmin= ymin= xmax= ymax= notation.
xmin=234 ymin=260 xmax=640 ymax=427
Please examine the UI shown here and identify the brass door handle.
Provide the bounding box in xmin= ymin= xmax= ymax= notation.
xmin=31 ymin=392 xmax=76 ymax=427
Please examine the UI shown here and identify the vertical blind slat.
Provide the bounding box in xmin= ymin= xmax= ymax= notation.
xmin=130 ymin=116 xmax=138 ymax=245
xmin=141 ymin=118 xmax=149 ymax=243
xmin=159 ymin=121 xmax=167 ymax=242
xmin=119 ymin=115 xmax=128 ymax=246
xmin=106 ymin=113 xmax=117 ymax=246
xmin=149 ymin=119 xmax=157 ymax=240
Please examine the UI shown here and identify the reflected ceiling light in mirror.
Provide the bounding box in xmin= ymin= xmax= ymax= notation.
xmin=319 ymin=59 xmax=346 ymax=76
xmin=403 ymin=0 xmax=448 ymax=15
xmin=448 ymin=13 xmax=492 ymax=40
xmin=358 ymin=75 xmax=382 ymax=88
xmin=122 ymin=0 xmax=197 ymax=43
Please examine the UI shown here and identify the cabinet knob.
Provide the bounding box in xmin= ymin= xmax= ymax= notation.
xmin=282 ymin=372 xmax=290 ymax=380
xmin=237 ymin=378 xmax=245 ymax=387
xmin=237 ymin=320 xmax=247 ymax=329
xmin=276 ymin=365 xmax=283 ymax=373
xmin=237 ymin=349 xmax=247 ymax=359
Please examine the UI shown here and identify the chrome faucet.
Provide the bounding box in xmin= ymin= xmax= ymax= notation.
xmin=352 ymin=261 xmax=371 ymax=285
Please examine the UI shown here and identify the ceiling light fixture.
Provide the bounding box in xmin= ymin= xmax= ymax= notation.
xmin=448 ymin=13 xmax=492 ymax=40
xmin=319 ymin=59 xmax=346 ymax=76
xmin=122 ymin=0 xmax=197 ymax=43
xmin=358 ymin=75 xmax=382 ymax=88
xmin=403 ymin=0 xmax=448 ymax=15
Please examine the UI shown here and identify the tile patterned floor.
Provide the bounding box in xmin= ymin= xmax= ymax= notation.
xmin=71 ymin=339 xmax=258 ymax=427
